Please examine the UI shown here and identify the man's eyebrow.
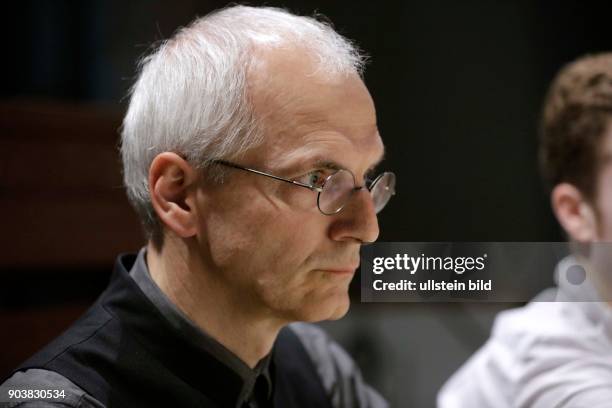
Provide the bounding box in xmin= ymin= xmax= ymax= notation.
xmin=281 ymin=157 xmax=344 ymax=176
xmin=293 ymin=147 xmax=386 ymax=174
xmin=311 ymin=159 xmax=343 ymax=171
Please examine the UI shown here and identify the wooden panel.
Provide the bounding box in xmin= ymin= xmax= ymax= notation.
xmin=0 ymin=101 xmax=144 ymax=268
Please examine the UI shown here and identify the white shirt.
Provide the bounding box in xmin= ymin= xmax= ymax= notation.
xmin=438 ymin=257 xmax=612 ymax=408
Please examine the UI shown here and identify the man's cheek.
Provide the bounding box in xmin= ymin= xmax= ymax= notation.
xmin=276 ymin=185 xmax=319 ymax=213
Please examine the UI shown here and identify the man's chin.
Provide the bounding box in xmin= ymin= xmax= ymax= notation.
xmin=293 ymin=294 xmax=351 ymax=323
xmin=325 ymin=301 xmax=351 ymax=321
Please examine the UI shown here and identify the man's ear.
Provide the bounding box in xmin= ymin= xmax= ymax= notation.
xmin=148 ymin=152 xmax=199 ymax=238
xmin=551 ymin=183 xmax=598 ymax=242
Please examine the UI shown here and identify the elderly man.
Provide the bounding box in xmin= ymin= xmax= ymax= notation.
xmin=1 ymin=6 xmax=394 ymax=408
xmin=438 ymin=53 xmax=612 ymax=407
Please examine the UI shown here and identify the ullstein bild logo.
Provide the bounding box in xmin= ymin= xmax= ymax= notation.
xmin=371 ymin=253 xmax=488 ymax=275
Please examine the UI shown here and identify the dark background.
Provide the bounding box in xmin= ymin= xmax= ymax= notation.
xmin=2 ymin=0 xmax=610 ymax=406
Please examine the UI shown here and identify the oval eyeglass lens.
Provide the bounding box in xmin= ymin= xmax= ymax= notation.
xmin=318 ymin=170 xmax=355 ymax=214
xmin=370 ymin=172 xmax=396 ymax=213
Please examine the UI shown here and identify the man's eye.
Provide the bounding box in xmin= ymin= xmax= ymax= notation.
xmin=297 ymin=170 xmax=328 ymax=187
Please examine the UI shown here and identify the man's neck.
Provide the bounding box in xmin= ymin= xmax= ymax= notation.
xmin=146 ymin=240 xmax=284 ymax=368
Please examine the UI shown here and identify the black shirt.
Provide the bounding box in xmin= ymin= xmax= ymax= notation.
xmin=0 ymin=249 xmax=388 ymax=408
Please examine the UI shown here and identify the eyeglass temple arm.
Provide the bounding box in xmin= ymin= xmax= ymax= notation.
xmin=211 ymin=160 xmax=323 ymax=192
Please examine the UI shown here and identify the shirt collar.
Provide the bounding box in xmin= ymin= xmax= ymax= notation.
xmin=128 ymin=247 xmax=274 ymax=406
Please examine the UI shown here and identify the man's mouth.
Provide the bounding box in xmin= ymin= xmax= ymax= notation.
xmin=318 ymin=263 xmax=359 ymax=274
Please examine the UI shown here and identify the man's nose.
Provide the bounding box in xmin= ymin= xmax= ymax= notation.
xmin=328 ymin=188 xmax=380 ymax=244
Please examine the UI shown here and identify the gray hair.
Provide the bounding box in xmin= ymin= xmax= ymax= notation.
xmin=120 ymin=5 xmax=367 ymax=248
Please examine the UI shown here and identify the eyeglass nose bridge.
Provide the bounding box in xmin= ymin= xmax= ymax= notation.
xmin=316 ymin=180 xmax=373 ymax=216
xmin=340 ymin=173 xmax=396 ymax=214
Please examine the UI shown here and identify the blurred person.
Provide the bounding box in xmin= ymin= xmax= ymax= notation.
xmin=0 ymin=6 xmax=395 ymax=408
xmin=438 ymin=53 xmax=612 ymax=407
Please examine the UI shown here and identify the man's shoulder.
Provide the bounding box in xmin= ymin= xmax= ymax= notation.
xmin=483 ymin=294 xmax=612 ymax=369
xmin=1 ymin=303 xmax=117 ymax=408
xmin=0 ymin=369 xmax=104 ymax=408
xmin=491 ymin=293 xmax=611 ymax=353
xmin=438 ymin=293 xmax=612 ymax=408
xmin=287 ymin=323 xmax=388 ymax=408
xmin=11 ymin=303 xmax=116 ymax=376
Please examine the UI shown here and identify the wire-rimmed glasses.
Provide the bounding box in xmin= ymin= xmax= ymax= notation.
xmin=212 ymin=159 xmax=395 ymax=215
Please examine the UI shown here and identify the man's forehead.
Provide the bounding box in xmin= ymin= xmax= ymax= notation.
xmin=247 ymin=47 xmax=381 ymax=169
xmin=267 ymin=129 xmax=385 ymax=175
